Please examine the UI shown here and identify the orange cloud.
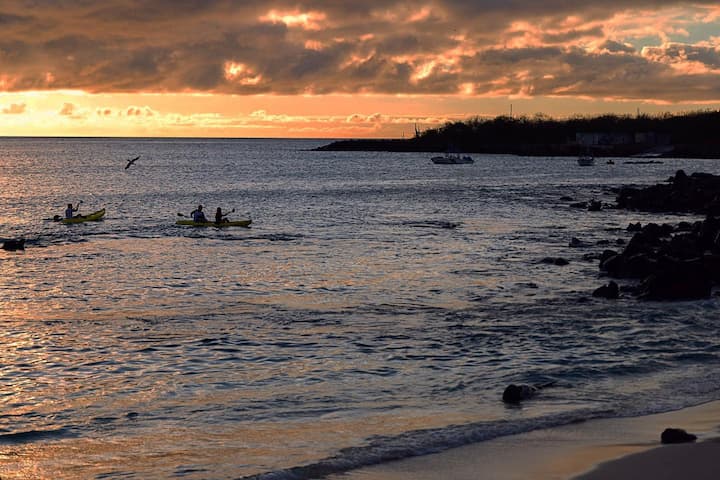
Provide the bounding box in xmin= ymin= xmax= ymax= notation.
xmin=1 ymin=103 xmax=26 ymax=114
xmin=260 ymin=9 xmax=327 ymax=30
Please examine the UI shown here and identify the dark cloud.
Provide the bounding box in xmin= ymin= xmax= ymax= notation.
xmin=0 ymin=12 xmax=32 ymax=26
xmin=541 ymin=26 xmax=605 ymax=44
xmin=645 ymin=43 xmax=720 ymax=68
xmin=0 ymin=1 xmax=717 ymax=103
xmin=599 ymin=40 xmax=636 ymax=54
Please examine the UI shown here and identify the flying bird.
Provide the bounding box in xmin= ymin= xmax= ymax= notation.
xmin=125 ymin=155 xmax=140 ymax=169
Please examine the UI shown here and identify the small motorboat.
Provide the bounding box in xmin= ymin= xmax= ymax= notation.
xmin=577 ymin=154 xmax=595 ymax=166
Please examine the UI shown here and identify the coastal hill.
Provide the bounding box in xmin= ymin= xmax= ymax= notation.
xmin=316 ymin=110 xmax=720 ymax=158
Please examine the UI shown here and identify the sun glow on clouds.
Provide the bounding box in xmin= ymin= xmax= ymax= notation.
xmin=260 ymin=9 xmax=326 ymax=30
xmin=223 ymin=62 xmax=262 ymax=86
xmin=642 ymin=43 xmax=720 ymax=75
xmin=373 ymin=4 xmax=440 ymax=23
xmin=2 ymin=103 xmax=26 ymax=114
xmin=604 ymin=8 xmax=692 ymax=45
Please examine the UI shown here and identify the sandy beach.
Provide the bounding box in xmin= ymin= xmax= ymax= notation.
xmin=336 ymin=401 xmax=720 ymax=480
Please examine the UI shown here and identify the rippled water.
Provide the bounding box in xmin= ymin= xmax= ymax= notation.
xmin=1 ymin=138 xmax=720 ymax=479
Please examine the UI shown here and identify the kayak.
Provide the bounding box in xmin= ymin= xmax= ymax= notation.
xmin=60 ymin=208 xmax=106 ymax=224
xmin=176 ymin=218 xmax=252 ymax=228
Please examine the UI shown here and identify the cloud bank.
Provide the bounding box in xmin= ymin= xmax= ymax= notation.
xmin=0 ymin=1 xmax=719 ymax=107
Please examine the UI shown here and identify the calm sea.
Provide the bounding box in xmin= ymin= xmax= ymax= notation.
xmin=1 ymin=137 xmax=719 ymax=479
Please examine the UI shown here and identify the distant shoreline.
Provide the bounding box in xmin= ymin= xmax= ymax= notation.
xmin=316 ymin=110 xmax=720 ymax=159
xmin=314 ymin=139 xmax=720 ymax=159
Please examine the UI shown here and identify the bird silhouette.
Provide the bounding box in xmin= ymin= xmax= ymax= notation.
xmin=125 ymin=155 xmax=140 ymax=169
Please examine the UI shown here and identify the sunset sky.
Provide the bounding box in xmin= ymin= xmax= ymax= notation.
xmin=1 ymin=1 xmax=719 ymax=138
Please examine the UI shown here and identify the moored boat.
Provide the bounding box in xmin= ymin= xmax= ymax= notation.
xmin=577 ymin=154 xmax=595 ymax=166
xmin=431 ymin=153 xmax=474 ymax=164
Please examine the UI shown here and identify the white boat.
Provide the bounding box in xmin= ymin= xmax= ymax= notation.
xmin=431 ymin=153 xmax=474 ymax=164
xmin=577 ymin=152 xmax=595 ymax=166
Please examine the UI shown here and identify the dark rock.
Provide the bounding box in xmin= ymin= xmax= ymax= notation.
xmin=619 ymin=284 xmax=639 ymax=295
xmin=677 ymin=221 xmax=694 ymax=232
xmin=600 ymin=249 xmax=618 ymax=265
xmin=638 ymin=259 xmax=712 ymax=300
xmin=601 ymin=252 xmax=657 ymax=279
xmin=642 ymin=222 xmax=673 ymax=238
xmin=663 ymin=233 xmax=701 ymax=260
xmin=661 ymin=428 xmax=697 ymax=444
xmin=615 ymin=238 xmax=626 ymax=245
xmin=569 ymin=237 xmax=587 ymax=248
xmin=540 ymin=257 xmax=569 ymax=266
xmin=502 ymin=381 xmax=556 ymax=404
xmin=627 ymin=222 xmax=642 ymax=232
xmin=570 ymin=201 xmax=587 ymax=209
xmin=2 ymin=239 xmax=25 ymax=251
xmin=702 ymin=254 xmax=720 ymax=282
xmin=587 ymin=200 xmax=602 ymax=211
xmin=600 ymin=253 xmax=622 ymax=274
xmin=560 ymin=196 xmax=574 ymax=201
xmin=502 ymin=384 xmax=537 ymax=403
xmin=624 ymin=231 xmax=663 ymax=256
xmin=593 ymin=281 xmax=619 ymax=299
xmin=617 ymin=171 xmax=720 ymax=214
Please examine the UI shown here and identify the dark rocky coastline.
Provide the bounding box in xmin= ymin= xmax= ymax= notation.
xmin=315 ymin=111 xmax=720 ymax=158
xmin=593 ymin=170 xmax=720 ymax=300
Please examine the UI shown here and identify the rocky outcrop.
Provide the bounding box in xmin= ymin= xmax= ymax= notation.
xmin=661 ymin=428 xmax=697 ymax=444
xmin=617 ymin=170 xmax=720 ymax=214
xmin=598 ymin=219 xmax=719 ymax=300
xmin=595 ymin=172 xmax=720 ymax=300
xmin=592 ymin=281 xmax=619 ymax=299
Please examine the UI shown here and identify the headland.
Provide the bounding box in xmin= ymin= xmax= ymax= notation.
xmin=316 ymin=110 xmax=720 ymax=158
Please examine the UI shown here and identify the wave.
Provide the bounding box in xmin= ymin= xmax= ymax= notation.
xmin=241 ymin=409 xmax=609 ymax=480
xmin=0 ymin=427 xmax=73 ymax=444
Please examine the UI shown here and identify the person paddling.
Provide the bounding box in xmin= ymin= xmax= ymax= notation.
xmin=65 ymin=202 xmax=80 ymax=219
xmin=190 ymin=205 xmax=207 ymax=222
xmin=215 ymin=207 xmax=232 ymax=224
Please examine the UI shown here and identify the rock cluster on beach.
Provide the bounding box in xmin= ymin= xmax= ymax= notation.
xmin=595 ymin=170 xmax=720 ymax=301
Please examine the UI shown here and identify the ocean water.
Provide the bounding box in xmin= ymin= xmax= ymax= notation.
xmin=1 ymin=137 xmax=719 ymax=479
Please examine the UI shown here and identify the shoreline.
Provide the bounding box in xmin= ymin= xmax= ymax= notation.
xmin=314 ymin=139 xmax=720 ymax=159
xmin=335 ymin=400 xmax=720 ymax=480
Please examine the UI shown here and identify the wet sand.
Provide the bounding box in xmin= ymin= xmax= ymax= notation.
xmin=335 ymin=401 xmax=720 ymax=480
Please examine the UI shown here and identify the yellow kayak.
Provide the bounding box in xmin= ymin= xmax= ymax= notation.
xmin=176 ymin=218 xmax=252 ymax=228
xmin=60 ymin=208 xmax=106 ymax=224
